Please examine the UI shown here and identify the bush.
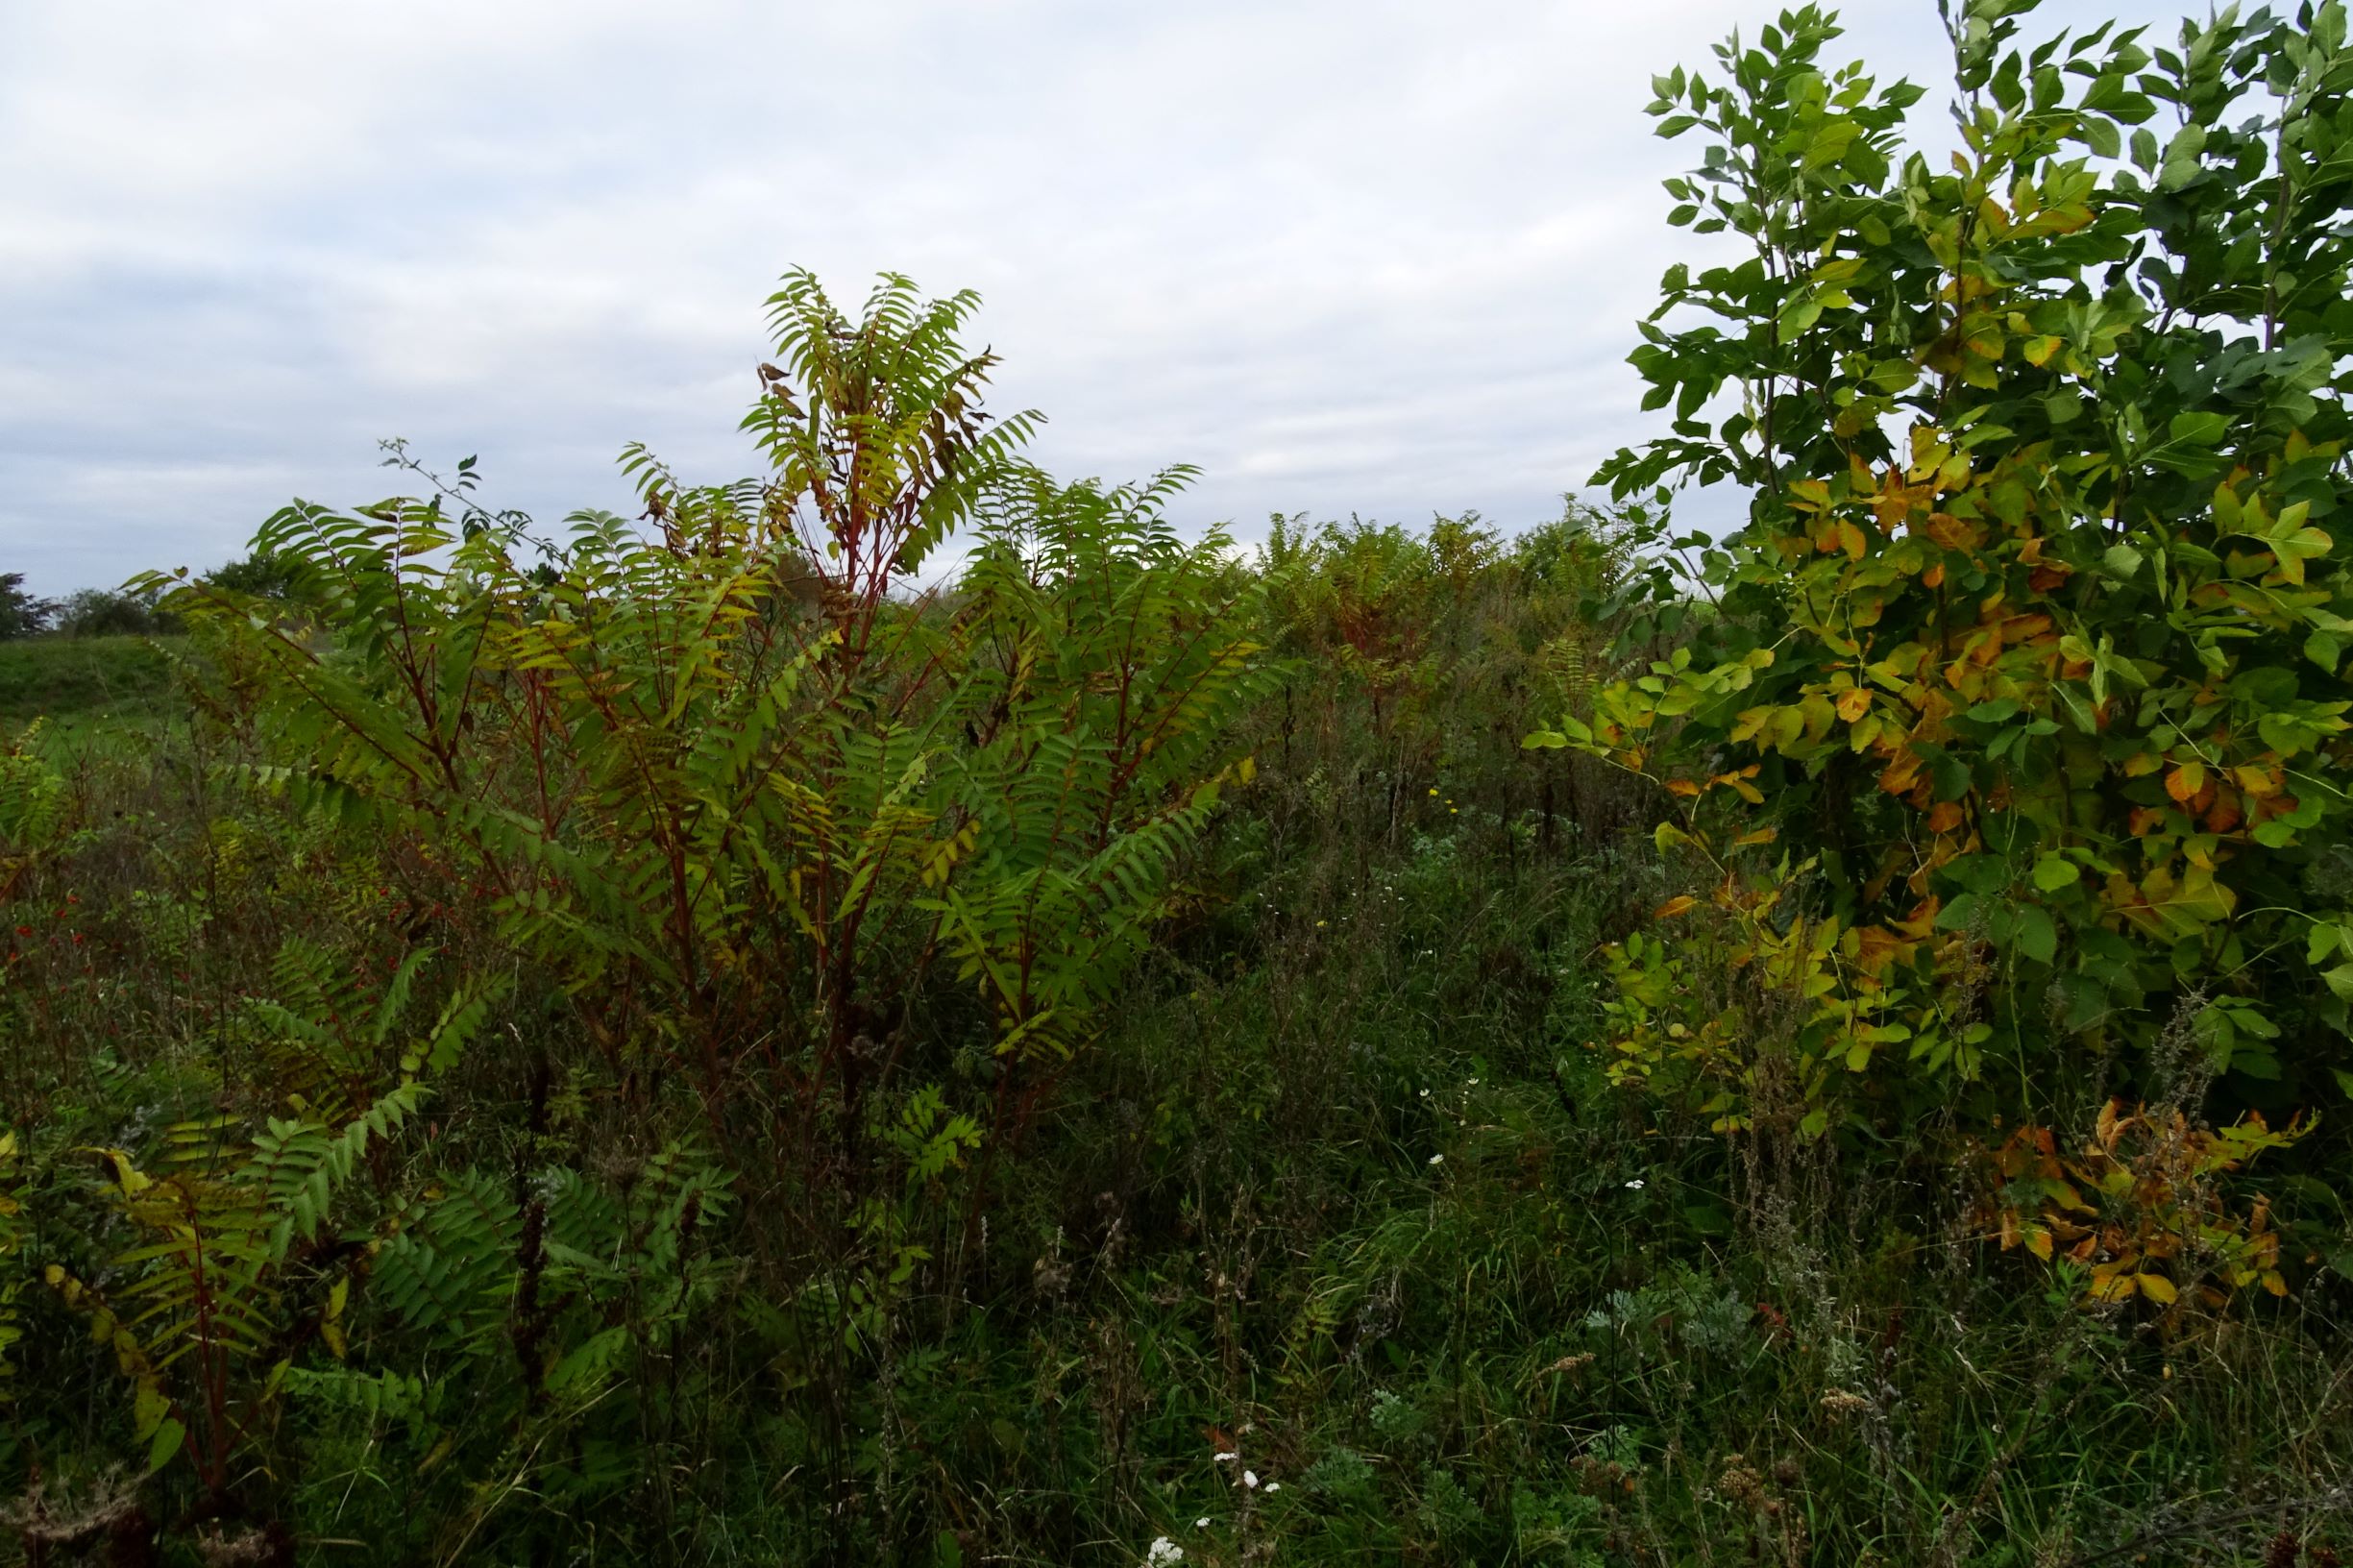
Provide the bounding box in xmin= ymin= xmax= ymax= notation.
xmin=1534 ymin=1 xmax=2353 ymax=1298
xmin=53 ymin=587 xmax=176 ymax=639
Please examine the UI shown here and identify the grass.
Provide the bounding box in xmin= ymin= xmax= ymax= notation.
xmin=0 ymin=635 xmax=185 ymax=736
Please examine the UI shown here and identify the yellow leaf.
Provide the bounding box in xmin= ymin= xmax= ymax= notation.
xmin=2089 ymin=1271 xmax=2139 ymax=1303
xmin=1653 ymin=896 xmax=1699 ymax=919
xmin=2136 ymin=1273 xmax=2178 ymax=1305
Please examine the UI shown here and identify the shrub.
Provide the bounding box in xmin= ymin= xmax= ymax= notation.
xmin=54 ymin=587 xmax=175 ymax=639
xmin=1537 ymin=1 xmax=2353 ymax=1153
xmin=135 ymin=271 xmax=1276 ymax=1531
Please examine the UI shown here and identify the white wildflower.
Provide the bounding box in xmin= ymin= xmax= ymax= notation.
xmin=1213 ymin=1451 xmax=1238 ymax=1462
xmin=1264 ymin=1482 xmax=1281 ymax=1494
xmin=1195 ymin=1517 xmax=1212 ymax=1530
xmin=1428 ymin=1153 xmax=1444 ymax=1165
xmin=1243 ymin=1470 xmax=1259 ymax=1489
xmin=1145 ymin=1537 xmax=1185 ymax=1567
xmin=1624 ymin=1179 xmax=1645 ymax=1189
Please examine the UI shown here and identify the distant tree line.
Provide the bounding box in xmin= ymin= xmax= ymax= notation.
xmin=0 ymin=551 xmax=297 ymax=639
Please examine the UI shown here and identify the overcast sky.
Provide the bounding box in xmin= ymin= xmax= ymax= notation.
xmin=3 ymin=0 xmax=2194 ymax=596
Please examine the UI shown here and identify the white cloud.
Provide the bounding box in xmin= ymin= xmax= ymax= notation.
xmin=1 ymin=0 xmax=2196 ymax=592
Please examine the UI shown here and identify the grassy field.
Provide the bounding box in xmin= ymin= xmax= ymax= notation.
xmin=3 ymin=521 xmax=2345 ymax=1566
xmin=0 ymin=634 xmax=185 ymax=737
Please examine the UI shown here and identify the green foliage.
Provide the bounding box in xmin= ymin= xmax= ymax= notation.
xmin=7 ymin=28 xmax=2353 ymax=1559
xmin=1541 ymin=0 xmax=2353 ymax=1172
xmin=0 ymin=1132 xmax=22 ymax=1404
xmin=201 ymin=548 xmax=305 ymax=600
xmin=45 ymin=1085 xmax=424 ymax=1493
xmin=0 ymin=574 xmax=53 ymax=641
xmin=1266 ymin=502 xmax=1653 ymax=735
xmin=0 ymin=634 xmax=182 ymax=729
xmin=141 ymin=275 xmax=1265 ymax=1121
xmin=244 ymin=938 xmax=507 ymax=1120
xmin=0 ymin=726 xmax=69 ymax=875
xmin=53 ymin=586 xmax=177 ymax=639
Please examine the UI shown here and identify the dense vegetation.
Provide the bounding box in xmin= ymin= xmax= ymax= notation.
xmin=6 ymin=3 xmax=2353 ymax=1562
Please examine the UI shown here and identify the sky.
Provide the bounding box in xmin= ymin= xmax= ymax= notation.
xmin=1 ymin=0 xmax=2195 ymax=597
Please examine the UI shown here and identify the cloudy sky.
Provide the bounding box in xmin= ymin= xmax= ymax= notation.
xmin=3 ymin=0 xmax=2191 ymax=595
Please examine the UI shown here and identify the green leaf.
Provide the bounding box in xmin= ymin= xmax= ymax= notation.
xmin=145 ymin=1417 xmax=185 ymax=1476
xmin=1777 ymin=298 xmax=1825 ymax=342
xmin=2031 ymin=854 xmax=2078 ymax=893
xmin=2167 ymin=410 xmax=2232 ymax=450
xmin=1935 ymin=893 xmax=1983 ymax=932
xmin=134 ymin=1382 xmax=170 ymax=1439
xmin=1940 ymin=856 xmax=2007 ymax=896
xmin=2015 ymin=906 xmax=2059 ymax=965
